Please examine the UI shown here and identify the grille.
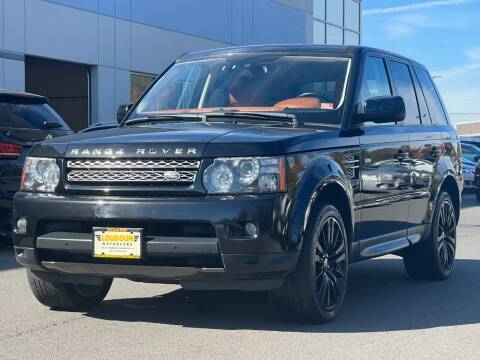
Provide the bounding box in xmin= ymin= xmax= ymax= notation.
xmin=66 ymin=159 xmax=200 ymax=185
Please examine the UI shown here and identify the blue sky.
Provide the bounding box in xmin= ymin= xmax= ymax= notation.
xmin=362 ymin=0 xmax=480 ymax=123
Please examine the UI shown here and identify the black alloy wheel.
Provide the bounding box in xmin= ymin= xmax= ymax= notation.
xmin=314 ymin=217 xmax=347 ymax=312
xmin=437 ymin=199 xmax=456 ymax=272
xmin=403 ymin=191 xmax=457 ymax=280
xmin=270 ymin=203 xmax=349 ymax=323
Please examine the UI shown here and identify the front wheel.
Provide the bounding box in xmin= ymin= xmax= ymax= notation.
xmin=403 ymin=192 xmax=457 ymax=280
xmin=270 ymin=203 xmax=349 ymax=323
xmin=27 ymin=270 xmax=112 ymax=310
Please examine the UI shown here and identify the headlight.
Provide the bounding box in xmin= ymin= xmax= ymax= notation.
xmin=20 ymin=157 xmax=60 ymax=193
xmin=203 ymin=156 xmax=286 ymax=194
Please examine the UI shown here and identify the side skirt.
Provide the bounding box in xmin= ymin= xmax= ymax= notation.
xmin=350 ymin=224 xmax=429 ymax=262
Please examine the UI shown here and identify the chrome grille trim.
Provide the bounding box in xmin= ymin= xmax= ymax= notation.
xmin=67 ymin=159 xmax=200 ymax=169
xmin=67 ymin=170 xmax=197 ymax=183
xmin=66 ymin=159 xmax=200 ymax=185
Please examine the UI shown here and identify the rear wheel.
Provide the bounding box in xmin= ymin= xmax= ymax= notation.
xmin=27 ymin=270 xmax=112 ymax=310
xmin=403 ymin=192 xmax=456 ymax=280
xmin=270 ymin=203 xmax=348 ymax=323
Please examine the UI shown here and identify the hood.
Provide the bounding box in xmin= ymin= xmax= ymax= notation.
xmin=29 ymin=121 xmax=355 ymax=158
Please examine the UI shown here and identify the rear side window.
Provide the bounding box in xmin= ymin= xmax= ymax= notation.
xmin=0 ymin=101 xmax=67 ymax=129
xmin=360 ymin=57 xmax=392 ymax=103
xmin=415 ymin=68 xmax=449 ymax=125
xmin=389 ymin=61 xmax=420 ymax=125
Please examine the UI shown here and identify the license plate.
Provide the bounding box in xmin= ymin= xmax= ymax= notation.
xmin=93 ymin=227 xmax=142 ymax=259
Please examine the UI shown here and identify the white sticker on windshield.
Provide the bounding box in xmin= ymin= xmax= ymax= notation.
xmin=320 ymin=103 xmax=334 ymax=110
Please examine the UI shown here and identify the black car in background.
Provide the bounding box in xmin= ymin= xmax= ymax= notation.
xmin=13 ymin=45 xmax=462 ymax=323
xmin=0 ymin=90 xmax=73 ymax=240
xmin=460 ymin=142 xmax=480 ymax=196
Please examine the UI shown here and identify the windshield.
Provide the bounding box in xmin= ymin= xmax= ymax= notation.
xmin=128 ymin=54 xmax=351 ymax=124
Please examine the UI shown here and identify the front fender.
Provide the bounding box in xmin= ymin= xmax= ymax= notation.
xmin=285 ymin=153 xmax=355 ymax=252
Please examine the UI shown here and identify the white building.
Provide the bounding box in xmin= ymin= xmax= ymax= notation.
xmin=0 ymin=0 xmax=361 ymax=131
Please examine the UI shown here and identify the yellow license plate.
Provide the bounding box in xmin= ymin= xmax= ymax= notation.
xmin=93 ymin=227 xmax=142 ymax=259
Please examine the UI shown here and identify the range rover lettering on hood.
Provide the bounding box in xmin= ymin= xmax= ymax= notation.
xmin=66 ymin=145 xmax=200 ymax=158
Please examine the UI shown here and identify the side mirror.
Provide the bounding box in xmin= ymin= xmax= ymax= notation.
xmin=117 ymin=102 xmax=134 ymax=123
xmin=358 ymin=96 xmax=406 ymax=124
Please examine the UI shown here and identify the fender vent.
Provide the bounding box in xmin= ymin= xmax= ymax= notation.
xmin=343 ymin=155 xmax=359 ymax=179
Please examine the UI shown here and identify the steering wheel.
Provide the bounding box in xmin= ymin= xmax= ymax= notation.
xmin=296 ymin=92 xmax=330 ymax=104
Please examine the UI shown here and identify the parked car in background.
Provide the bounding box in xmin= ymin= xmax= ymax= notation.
xmin=474 ymin=162 xmax=480 ymax=202
xmin=460 ymin=142 xmax=480 ymax=196
xmin=0 ymin=90 xmax=73 ymax=241
xmin=460 ymin=136 xmax=480 ymax=148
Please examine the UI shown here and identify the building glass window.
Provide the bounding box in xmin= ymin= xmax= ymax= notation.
xmin=326 ymin=0 xmax=343 ymax=26
xmin=344 ymin=0 xmax=360 ymax=32
xmin=326 ymin=25 xmax=343 ymax=44
xmin=131 ymin=72 xmax=156 ymax=102
xmin=313 ymin=0 xmax=325 ymax=20
xmin=344 ymin=30 xmax=359 ymax=45
xmin=313 ymin=20 xmax=326 ymax=44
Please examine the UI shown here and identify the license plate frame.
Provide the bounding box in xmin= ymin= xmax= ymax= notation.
xmin=92 ymin=227 xmax=143 ymax=260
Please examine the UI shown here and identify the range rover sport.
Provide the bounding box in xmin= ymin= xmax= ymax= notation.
xmin=13 ymin=45 xmax=462 ymax=323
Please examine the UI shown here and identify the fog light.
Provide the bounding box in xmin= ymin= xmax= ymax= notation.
xmin=245 ymin=222 xmax=258 ymax=238
xmin=15 ymin=217 xmax=28 ymax=234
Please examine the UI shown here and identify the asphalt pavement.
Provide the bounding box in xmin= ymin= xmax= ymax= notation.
xmin=1 ymin=195 xmax=480 ymax=360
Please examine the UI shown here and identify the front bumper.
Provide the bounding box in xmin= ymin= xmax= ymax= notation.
xmin=13 ymin=192 xmax=297 ymax=290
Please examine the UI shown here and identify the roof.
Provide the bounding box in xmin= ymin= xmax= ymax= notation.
xmin=0 ymin=88 xmax=47 ymax=102
xmin=179 ymin=44 xmax=427 ymax=69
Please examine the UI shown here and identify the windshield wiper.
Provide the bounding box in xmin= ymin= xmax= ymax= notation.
xmin=41 ymin=121 xmax=63 ymax=129
xmin=124 ymin=114 xmax=204 ymax=126
xmin=124 ymin=111 xmax=298 ymax=127
xmin=203 ymin=111 xmax=298 ymax=126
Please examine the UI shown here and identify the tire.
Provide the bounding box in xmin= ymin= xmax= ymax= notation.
xmin=27 ymin=270 xmax=112 ymax=310
xmin=270 ymin=203 xmax=349 ymax=323
xmin=403 ymin=192 xmax=457 ymax=280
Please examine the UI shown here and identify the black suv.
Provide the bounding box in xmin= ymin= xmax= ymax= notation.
xmin=13 ymin=46 xmax=462 ymax=323
xmin=0 ymin=90 xmax=72 ymax=240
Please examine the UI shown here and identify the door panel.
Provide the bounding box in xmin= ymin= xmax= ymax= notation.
xmin=357 ymin=126 xmax=411 ymax=241
xmin=408 ymin=127 xmax=443 ymax=228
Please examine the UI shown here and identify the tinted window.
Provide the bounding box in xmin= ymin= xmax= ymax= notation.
xmin=0 ymin=101 xmax=68 ymax=129
xmin=390 ymin=61 xmax=420 ymax=124
xmin=360 ymin=57 xmax=392 ymax=103
xmin=415 ymin=68 xmax=448 ymax=124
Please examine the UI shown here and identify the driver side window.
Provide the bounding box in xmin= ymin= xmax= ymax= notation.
xmin=360 ymin=57 xmax=392 ymax=104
